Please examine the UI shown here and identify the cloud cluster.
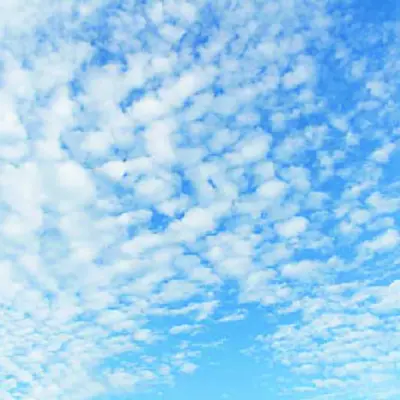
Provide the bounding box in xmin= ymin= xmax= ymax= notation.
xmin=0 ymin=0 xmax=399 ymax=399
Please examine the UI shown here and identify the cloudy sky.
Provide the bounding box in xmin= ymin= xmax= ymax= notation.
xmin=0 ymin=0 xmax=399 ymax=399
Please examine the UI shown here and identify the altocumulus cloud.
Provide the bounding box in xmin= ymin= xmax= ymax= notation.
xmin=0 ymin=0 xmax=399 ymax=399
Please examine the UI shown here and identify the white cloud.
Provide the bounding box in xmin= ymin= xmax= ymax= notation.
xmin=371 ymin=143 xmax=396 ymax=163
xmin=168 ymin=207 xmax=216 ymax=242
xmin=53 ymin=160 xmax=96 ymax=209
xmin=362 ymin=229 xmax=399 ymax=253
xmin=169 ymin=324 xmax=201 ymax=335
xmin=275 ymin=216 xmax=309 ymax=238
xmin=367 ymin=192 xmax=399 ymax=214
xmin=81 ymin=131 xmax=114 ymax=156
xmin=144 ymin=118 xmax=176 ymax=164
xmin=366 ymin=80 xmax=387 ymax=98
xmin=229 ymin=134 xmax=271 ymax=163
xmin=156 ymin=280 xmax=200 ymax=304
xmin=180 ymin=362 xmax=198 ymax=374
xmin=135 ymin=177 xmax=172 ymax=201
xmin=0 ymin=95 xmax=26 ymax=140
xmin=0 ymin=0 xmax=398 ymax=399
xmin=373 ymin=281 xmax=400 ymax=313
xmin=283 ymin=57 xmax=315 ymax=89
xmin=217 ymin=309 xmax=247 ymax=323
xmin=130 ymin=96 xmax=168 ymax=123
xmin=133 ymin=329 xmax=157 ymax=344
xmin=281 ymin=260 xmax=321 ymax=281
xmin=257 ymin=179 xmax=287 ymax=199
xmin=159 ymin=68 xmax=215 ymax=109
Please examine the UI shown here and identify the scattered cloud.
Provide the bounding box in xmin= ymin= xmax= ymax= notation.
xmin=0 ymin=0 xmax=399 ymax=399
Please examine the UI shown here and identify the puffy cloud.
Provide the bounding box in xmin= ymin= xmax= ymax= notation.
xmin=257 ymin=179 xmax=287 ymax=200
xmin=180 ymin=362 xmax=198 ymax=374
xmin=373 ymin=281 xmax=400 ymax=314
xmin=275 ymin=216 xmax=309 ymax=238
xmin=0 ymin=0 xmax=398 ymax=399
xmin=361 ymin=229 xmax=399 ymax=253
xmin=281 ymin=259 xmax=321 ymax=281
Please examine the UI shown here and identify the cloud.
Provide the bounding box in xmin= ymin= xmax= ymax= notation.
xmin=372 ymin=281 xmax=400 ymax=314
xmin=281 ymin=260 xmax=322 ymax=281
xmin=257 ymin=179 xmax=287 ymax=200
xmin=169 ymin=324 xmax=202 ymax=335
xmin=179 ymin=362 xmax=198 ymax=374
xmin=217 ymin=309 xmax=248 ymax=323
xmin=361 ymin=229 xmax=399 ymax=253
xmin=0 ymin=0 xmax=399 ymax=399
xmin=275 ymin=216 xmax=309 ymax=238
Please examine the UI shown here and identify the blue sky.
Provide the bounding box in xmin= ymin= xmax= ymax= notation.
xmin=0 ymin=0 xmax=399 ymax=399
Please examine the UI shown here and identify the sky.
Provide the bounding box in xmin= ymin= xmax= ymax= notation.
xmin=0 ymin=0 xmax=399 ymax=399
